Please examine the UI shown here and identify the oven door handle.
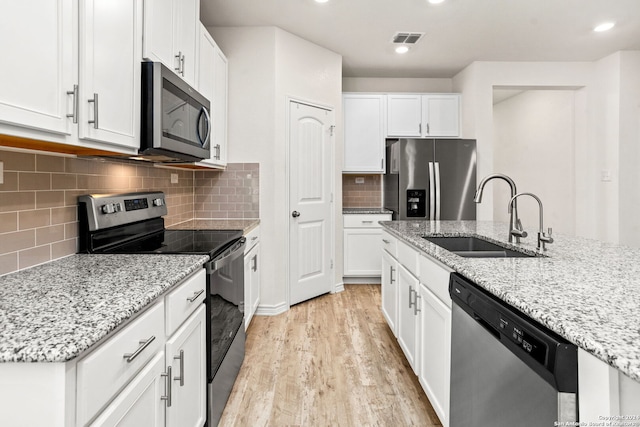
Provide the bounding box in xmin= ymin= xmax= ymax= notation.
xmin=205 ymin=237 xmax=246 ymax=273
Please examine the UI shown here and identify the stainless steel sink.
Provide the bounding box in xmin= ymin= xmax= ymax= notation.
xmin=423 ymin=236 xmax=537 ymax=258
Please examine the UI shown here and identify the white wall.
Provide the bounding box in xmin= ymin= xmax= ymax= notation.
xmin=453 ymin=55 xmax=640 ymax=245
xmin=210 ymin=26 xmax=342 ymax=313
xmin=493 ymin=90 xmax=576 ymax=236
xmin=342 ymin=77 xmax=452 ymax=93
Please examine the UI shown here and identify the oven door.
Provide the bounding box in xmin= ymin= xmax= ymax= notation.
xmin=206 ymin=237 xmax=246 ymax=426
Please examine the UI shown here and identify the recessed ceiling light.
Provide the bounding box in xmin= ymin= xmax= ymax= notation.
xmin=428 ymin=0 xmax=446 ymax=4
xmin=315 ymin=0 xmax=329 ymax=3
xmin=395 ymin=46 xmax=410 ymax=54
xmin=594 ymin=22 xmax=615 ymax=32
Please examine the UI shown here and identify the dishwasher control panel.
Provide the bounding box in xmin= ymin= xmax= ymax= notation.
xmin=498 ymin=314 xmax=547 ymax=364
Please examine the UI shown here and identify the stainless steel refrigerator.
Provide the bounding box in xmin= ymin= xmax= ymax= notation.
xmin=383 ymin=138 xmax=477 ymax=220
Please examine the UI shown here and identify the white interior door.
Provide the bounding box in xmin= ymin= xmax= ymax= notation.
xmin=289 ymin=101 xmax=334 ymax=306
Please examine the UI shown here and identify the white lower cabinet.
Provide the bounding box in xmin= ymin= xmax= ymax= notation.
xmin=381 ymin=230 xmax=453 ymax=427
xmin=90 ymin=351 xmax=167 ymax=427
xmin=165 ymin=305 xmax=206 ymax=427
xmin=343 ymin=213 xmax=392 ymax=281
xmin=397 ymin=263 xmax=420 ymax=374
xmin=244 ymin=226 xmax=261 ymax=330
xmin=381 ymin=249 xmax=398 ymax=336
xmin=418 ymin=283 xmax=451 ymax=427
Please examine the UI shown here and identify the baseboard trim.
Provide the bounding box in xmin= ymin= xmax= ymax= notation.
xmin=255 ymin=301 xmax=288 ymax=316
xmin=343 ymin=276 xmax=382 ymax=285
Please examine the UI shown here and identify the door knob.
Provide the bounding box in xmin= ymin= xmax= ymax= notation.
xmin=291 ymin=211 xmax=300 ymax=218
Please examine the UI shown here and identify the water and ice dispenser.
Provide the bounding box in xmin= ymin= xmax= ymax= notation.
xmin=406 ymin=189 xmax=426 ymax=217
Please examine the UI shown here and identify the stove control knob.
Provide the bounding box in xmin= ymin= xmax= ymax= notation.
xmin=101 ymin=203 xmax=116 ymax=214
xmin=152 ymin=198 xmax=165 ymax=207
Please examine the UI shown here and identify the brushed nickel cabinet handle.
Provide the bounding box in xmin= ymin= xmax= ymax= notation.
xmin=88 ymin=93 xmax=98 ymax=129
xmin=66 ymin=84 xmax=78 ymax=123
xmin=173 ymin=350 xmax=184 ymax=387
xmin=122 ymin=336 xmax=155 ymax=363
xmin=187 ymin=289 xmax=204 ymax=303
xmin=161 ymin=365 xmax=172 ymax=407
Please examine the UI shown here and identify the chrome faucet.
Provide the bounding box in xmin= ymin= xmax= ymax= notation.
xmin=508 ymin=192 xmax=554 ymax=251
xmin=474 ymin=173 xmax=527 ymax=243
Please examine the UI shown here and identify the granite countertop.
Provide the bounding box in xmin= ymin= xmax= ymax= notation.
xmin=0 ymin=254 xmax=209 ymax=363
xmin=381 ymin=220 xmax=640 ymax=382
xmin=343 ymin=207 xmax=393 ymax=215
xmin=169 ymin=218 xmax=260 ymax=234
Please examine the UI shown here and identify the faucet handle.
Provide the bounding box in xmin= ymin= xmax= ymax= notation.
xmin=547 ymin=227 xmax=553 ymax=236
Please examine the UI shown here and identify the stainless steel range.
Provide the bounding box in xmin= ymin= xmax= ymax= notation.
xmin=78 ymin=191 xmax=245 ymax=427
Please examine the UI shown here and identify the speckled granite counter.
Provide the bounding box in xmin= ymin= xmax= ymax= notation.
xmin=0 ymin=254 xmax=208 ymax=363
xmin=343 ymin=207 xmax=393 ymax=215
xmin=169 ymin=218 xmax=259 ymax=234
xmin=382 ymin=220 xmax=640 ymax=382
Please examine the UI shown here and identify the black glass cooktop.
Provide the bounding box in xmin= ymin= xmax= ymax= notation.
xmin=98 ymin=228 xmax=243 ymax=258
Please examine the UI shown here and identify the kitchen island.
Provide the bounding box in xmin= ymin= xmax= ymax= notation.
xmin=382 ymin=220 xmax=640 ymax=422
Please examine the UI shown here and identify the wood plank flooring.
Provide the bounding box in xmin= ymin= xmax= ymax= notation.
xmin=219 ymin=284 xmax=442 ymax=427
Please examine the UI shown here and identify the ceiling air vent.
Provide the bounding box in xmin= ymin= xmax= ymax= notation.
xmin=392 ymin=32 xmax=425 ymax=45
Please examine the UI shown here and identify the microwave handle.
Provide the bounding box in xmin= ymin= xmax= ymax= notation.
xmin=197 ymin=107 xmax=211 ymax=149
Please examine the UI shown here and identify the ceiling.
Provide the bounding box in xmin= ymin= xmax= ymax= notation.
xmin=199 ymin=0 xmax=640 ymax=78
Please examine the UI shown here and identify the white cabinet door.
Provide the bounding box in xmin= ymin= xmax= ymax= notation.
xmin=422 ymin=95 xmax=460 ymax=137
xmin=397 ymin=264 xmax=420 ymax=373
xmin=173 ymin=0 xmax=199 ymax=87
xmin=196 ymin=26 xmax=227 ymax=169
xmin=418 ymin=283 xmax=451 ymax=427
xmin=386 ymin=94 xmax=422 ymax=137
xmin=90 ymin=352 xmax=166 ymax=427
xmin=381 ymin=249 xmax=398 ymax=336
xmin=143 ymin=0 xmax=199 ymax=86
xmin=249 ymin=243 xmax=260 ymax=324
xmin=165 ymin=306 xmax=206 ymax=427
xmin=0 ymin=0 xmax=74 ymax=135
xmin=343 ymin=94 xmax=385 ymax=173
xmin=79 ymin=0 xmax=141 ymax=150
xmin=344 ymin=228 xmax=383 ymax=276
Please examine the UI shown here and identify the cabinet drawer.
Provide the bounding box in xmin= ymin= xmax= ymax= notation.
xmin=244 ymin=225 xmax=260 ymax=253
xmin=77 ymin=301 xmax=165 ymax=426
xmin=419 ymin=254 xmax=453 ymax=307
xmin=343 ymin=214 xmax=391 ymax=228
xmin=381 ymin=230 xmax=397 ymax=257
xmin=397 ymin=240 xmax=419 ymax=277
xmin=166 ymin=268 xmax=206 ymax=336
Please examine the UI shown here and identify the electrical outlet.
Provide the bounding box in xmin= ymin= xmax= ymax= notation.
xmin=601 ymin=170 xmax=612 ymax=182
xmin=355 ymin=177 xmax=365 ymax=184
xmin=171 ymin=173 xmax=179 ymax=184
xmin=0 ymin=161 xmax=3 ymax=185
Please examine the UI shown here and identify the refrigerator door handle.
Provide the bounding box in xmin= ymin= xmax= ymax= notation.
xmin=429 ymin=162 xmax=435 ymax=219
xmin=435 ymin=162 xmax=441 ymax=220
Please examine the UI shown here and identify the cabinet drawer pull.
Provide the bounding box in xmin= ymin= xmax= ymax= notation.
xmin=252 ymin=254 xmax=258 ymax=272
xmin=414 ymin=294 xmax=422 ymax=315
xmin=187 ymin=289 xmax=204 ymax=303
xmin=390 ymin=266 xmax=395 ymax=283
xmin=382 ymin=239 xmax=390 ymax=244
xmin=161 ymin=365 xmax=172 ymax=407
xmin=173 ymin=350 xmax=184 ymax=387
xmin=174 ymin=51 xmax=182 ymax=73
xmin=123 ymin=336 xmax=155 ymax=363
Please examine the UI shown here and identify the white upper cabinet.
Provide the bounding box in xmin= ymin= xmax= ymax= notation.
xmin=0 ymin=0 xmax=74 ymax=135
xmin=422 ymin=94 xmax=460 ymax=137
xmin=196 ymin=26 xmax=228 ymax=169
xmin=78 ymin=0 xmax=141 ymax=151
xmin=386 ymin=94 xmax=422 ymax=137
xmin=343 ymin=94 xmax=385 ymax=173
xmin=386 ymin=94 xmax=460 ymax=138
xmin=143 ymin=0 xmax=199 ymax=87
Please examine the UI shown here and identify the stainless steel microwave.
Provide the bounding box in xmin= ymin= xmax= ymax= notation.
xmin=140 ymin=61 xmax=211 ymax=162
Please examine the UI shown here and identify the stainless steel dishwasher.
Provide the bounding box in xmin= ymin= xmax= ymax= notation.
xmin=449 ymin=273 xmax=578 ymax=426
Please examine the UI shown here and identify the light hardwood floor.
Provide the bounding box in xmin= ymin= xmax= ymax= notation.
xmin=219 ymin=284 xmax=442 ymax=427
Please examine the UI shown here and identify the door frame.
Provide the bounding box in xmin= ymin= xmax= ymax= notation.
xmin=285 ymin=96 xmax=337 ymax=308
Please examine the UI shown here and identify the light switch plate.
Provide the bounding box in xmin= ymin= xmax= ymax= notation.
xmin=355 ymin=177 xmax=365 ymax=184
xmin=171 ymin=173 xmax=179 ymax=184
